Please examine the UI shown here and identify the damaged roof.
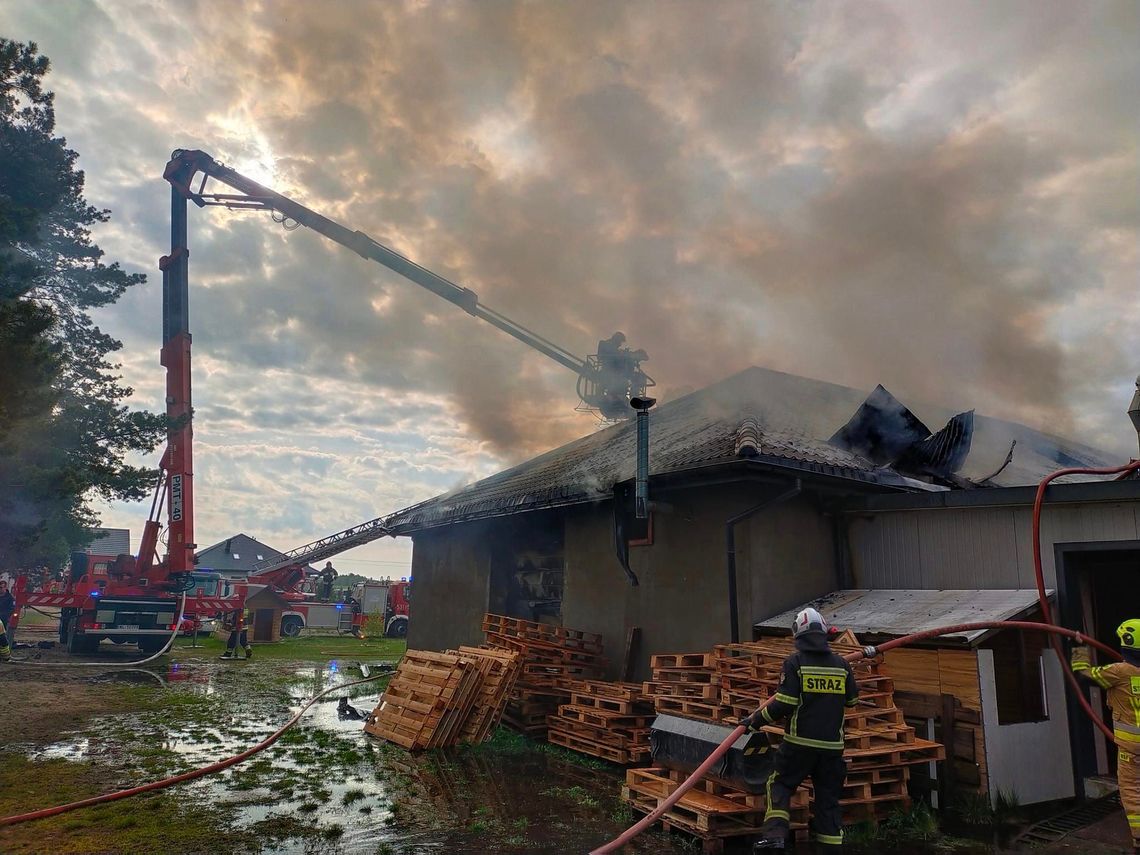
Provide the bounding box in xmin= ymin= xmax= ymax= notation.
xmin=754 ymin=588 xmax=1054 ymax=646
xmin=384 ymin=366 xmax=1116 ymax=534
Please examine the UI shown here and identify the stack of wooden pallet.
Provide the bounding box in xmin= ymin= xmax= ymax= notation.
xmin=642 ymin=651 xmax=730 ymax=722
xmin=482 ymin=613 xmax=606 ymax=738
xmin=364 ymin=647 xmax=520 ymax=750
xmin=546 ymin=680 xmax=655 ymax=764
xmin=715 ymin=634 xmax=941 ymax=779
xmin=622 ymin=634 xmax=945 ymax=852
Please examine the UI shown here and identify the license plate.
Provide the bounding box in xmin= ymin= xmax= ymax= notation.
xmin=117 ymin=625 xmax=140 ymax=631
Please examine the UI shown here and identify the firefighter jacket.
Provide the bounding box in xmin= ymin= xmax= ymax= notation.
xmin=224 ymin=608 xmax=251 ymax=632
xmin=756 ymin=633 xmax=859 ymax=752
xmin=1072 ymin=646 xmax=1140 ymax=755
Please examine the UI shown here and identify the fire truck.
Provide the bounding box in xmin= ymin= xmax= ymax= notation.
xmin=10 ymin=149 xmax=650 ymax=656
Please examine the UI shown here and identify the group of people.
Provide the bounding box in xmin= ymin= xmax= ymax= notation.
xmin=741 ymin=607 xmax=1140 ymax=853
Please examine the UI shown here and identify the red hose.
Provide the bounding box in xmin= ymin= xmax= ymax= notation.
xmin=1032 ymin=461 xmax=1138 ymax=742
xmin=0 ymin=671 xmax=390 ymax=826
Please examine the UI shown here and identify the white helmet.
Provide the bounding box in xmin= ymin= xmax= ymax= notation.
xmin=792 ymin=607 xmax=828 ymax=638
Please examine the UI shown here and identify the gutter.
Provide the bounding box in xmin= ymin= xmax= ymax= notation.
xmin=724 ymin=478 xmax=802 ymax=643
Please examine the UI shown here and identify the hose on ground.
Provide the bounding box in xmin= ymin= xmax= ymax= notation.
xmin=591 ymin=458 xmax=1140 ymax=854
xmin=0 ymin=666 xmax=392 ymax=826
xmin=6 ymin=592 xmax=188 ymax=669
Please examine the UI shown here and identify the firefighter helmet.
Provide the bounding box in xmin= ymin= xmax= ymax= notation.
xmin=1117 ymin=619 xmax=1140 ymax=650
xmin=792 ymin=607 xmax=828 ymax=638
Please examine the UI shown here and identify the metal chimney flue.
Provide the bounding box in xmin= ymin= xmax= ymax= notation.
xmin=630 ymin=396 xmax=656 ymax=519
xmin=1128 ymin=374 xmax=1140 ymax=457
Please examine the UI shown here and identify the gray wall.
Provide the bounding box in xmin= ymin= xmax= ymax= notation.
xmin=406 ymin=522 xmax=493 ymax=652
xmin=562 ymin=484 xmax=837 ymax=680
xmin=847 ymin=500 xmax=1140 ymax=590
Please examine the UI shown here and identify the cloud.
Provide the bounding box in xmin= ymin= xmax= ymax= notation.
xmin=1 ymin=0 xmax=1136 ymax=571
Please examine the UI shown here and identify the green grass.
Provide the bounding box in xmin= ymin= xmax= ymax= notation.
xmin=170 ymin=633 xmax=406 ymax=662
xmin=0 ymin=756 xmax=258 ymax=854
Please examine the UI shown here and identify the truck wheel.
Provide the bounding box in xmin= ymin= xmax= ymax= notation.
xmin=387 ymin=617 xmax=408 ymax=638
xmin=59 ymin=613 xmax=71 ymax=645
xmin=67 ymin=619 xmax=98 ymax=655
xmin=280 ymin=616 xmax=304 ymax=638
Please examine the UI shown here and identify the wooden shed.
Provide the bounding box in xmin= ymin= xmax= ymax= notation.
xmin=243 ymin=584 xmax=293 ymax=643
xmin=756 ymin=589 xmax=1073 ymax=807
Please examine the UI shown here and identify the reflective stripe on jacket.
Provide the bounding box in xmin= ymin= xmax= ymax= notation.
xmin=759 ymin=636 xmax=859 ymax=751
xmin=1072 ymin=647 xmax=1140 ymax=753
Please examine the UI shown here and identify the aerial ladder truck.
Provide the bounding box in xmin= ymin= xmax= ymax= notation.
xmin=11 ymin=149 xmax=652 ymax=655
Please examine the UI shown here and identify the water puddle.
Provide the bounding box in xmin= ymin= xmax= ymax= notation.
xmin=33 ymin=659 xmax=689 ymax=853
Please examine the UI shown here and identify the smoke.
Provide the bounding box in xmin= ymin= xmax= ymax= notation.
xmin=5 ymin=0 xmax=1137 ymax=460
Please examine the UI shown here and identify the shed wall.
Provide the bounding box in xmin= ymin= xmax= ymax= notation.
xmin=847 ymin=501 xmax=1140 ymax=589
xmin=979 ymin=648 xmax=1074 ymax=805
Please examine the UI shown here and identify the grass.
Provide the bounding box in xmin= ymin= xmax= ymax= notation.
xmin=170 ymin=633 xmax=406 ymax=662
xmin=0 ymin=756 xmax=258 ymax=854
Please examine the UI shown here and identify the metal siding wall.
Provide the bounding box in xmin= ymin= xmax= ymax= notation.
xmin=851 ymin=502 xmax=1140 ymax=590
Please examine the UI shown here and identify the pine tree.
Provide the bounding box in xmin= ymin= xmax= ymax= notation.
xmin=0 ymin=39 xmax=165 ymax=570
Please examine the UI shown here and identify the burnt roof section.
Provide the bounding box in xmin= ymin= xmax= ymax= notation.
xmin=383 ymin=366 xmax=1118 ymax=534
xmin=894 ymin=410 xmax=975 ymax=478
xmin=830 ymin=385 xmax=932 ymax=465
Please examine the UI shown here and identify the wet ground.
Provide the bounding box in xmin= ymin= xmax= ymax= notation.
xmin=2 ymin=639 xmax=1135 ymax=854
xmin=2 ymin=650 xmax=693 ymax=854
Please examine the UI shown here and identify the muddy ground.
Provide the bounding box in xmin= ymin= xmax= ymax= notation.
xmin=1 ymin=634 xmax=1134 ymax=854
xmin=0 ymin=635 xmax=693 ymax=854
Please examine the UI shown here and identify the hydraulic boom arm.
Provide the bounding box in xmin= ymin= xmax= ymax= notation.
xmin=162 ymin=149 xmax=651 ymax=419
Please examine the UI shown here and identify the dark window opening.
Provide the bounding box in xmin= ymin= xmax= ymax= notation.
xmin=985 ymin=629 xmax=1048 ymax=725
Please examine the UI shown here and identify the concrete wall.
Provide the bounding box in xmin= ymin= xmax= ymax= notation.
xmin=562 ymin=483 xmax=837 ymax=680
xmin=847 ymin=500 xmax=1140 ymax=589
xmin=406 ymin=522 xmax=493 ymax=652
xmin=979 ymin=648 xmax=1074 ymax=805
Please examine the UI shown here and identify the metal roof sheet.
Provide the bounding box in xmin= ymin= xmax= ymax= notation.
xmin=384 ymin=366 xmax=1117 ymax=534
xmin=754 ymin=588 xmax=1055 ymax=646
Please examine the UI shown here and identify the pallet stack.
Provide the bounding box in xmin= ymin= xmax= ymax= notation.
xmin=622 ymin=633 xmax=945 ymax=853
xmin=364 ymin=647 xmax=519 ymax=750
xmin=642 ymin=651 xmax=730 ymax=722
xmin=482 ymin=613 xmax=606 ymax=738
xmin=546 ymin=680 xmax=655 ymax=764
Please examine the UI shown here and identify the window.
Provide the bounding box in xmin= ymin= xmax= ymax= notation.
xmin=986 ymin=630 xmax=1048 ymax=724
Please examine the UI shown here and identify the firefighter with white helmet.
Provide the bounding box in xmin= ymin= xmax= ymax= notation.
xmin=741 ymin=607 xmax=858 ymax=850
xmin=1072 ymin=618 xmax=1140 ymax=852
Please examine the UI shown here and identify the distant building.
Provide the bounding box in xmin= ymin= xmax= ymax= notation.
xmin=195 ymin=533 xmax=317 ymax=580
xmin=85 ymin=528 xmax=131 ymax=556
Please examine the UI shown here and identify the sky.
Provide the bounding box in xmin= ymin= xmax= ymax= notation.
xmin=2 ymin=1 xmax=1137 ymax=579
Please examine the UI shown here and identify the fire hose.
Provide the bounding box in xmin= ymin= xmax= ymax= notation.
xmin=5 ymin=592 xmax=188 ymax=669
xmin=0 ymin=667 xmax=392 ymax=826
xmin=591 ymin=459 xmax=1140 ymax=854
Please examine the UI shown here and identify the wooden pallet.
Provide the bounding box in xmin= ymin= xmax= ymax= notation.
xmin=651 ymin=652 xmax=715 ymax=668
xmin=450 ymin=645 xmax=521 ymax=743
xmin=548 ymin=727 xmax=651 ymax=764
xmin=645 ymin=679 xmax=720 ymax=700
xmin=654 ymin=695 xmax=729 ymax=722
xmin=569 ymin=691 xmax=654 ymax=715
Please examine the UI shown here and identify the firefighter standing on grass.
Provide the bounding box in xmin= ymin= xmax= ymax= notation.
xmin=742 ymin=607 xmax=858 ymax=850
xmin=0 ymin=579 xmax=14 ymax=661
xmin=221 ymin=606 xmax=253 ymax=660
xmin=1072 ymin=618 xmax=1140 ymax=853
